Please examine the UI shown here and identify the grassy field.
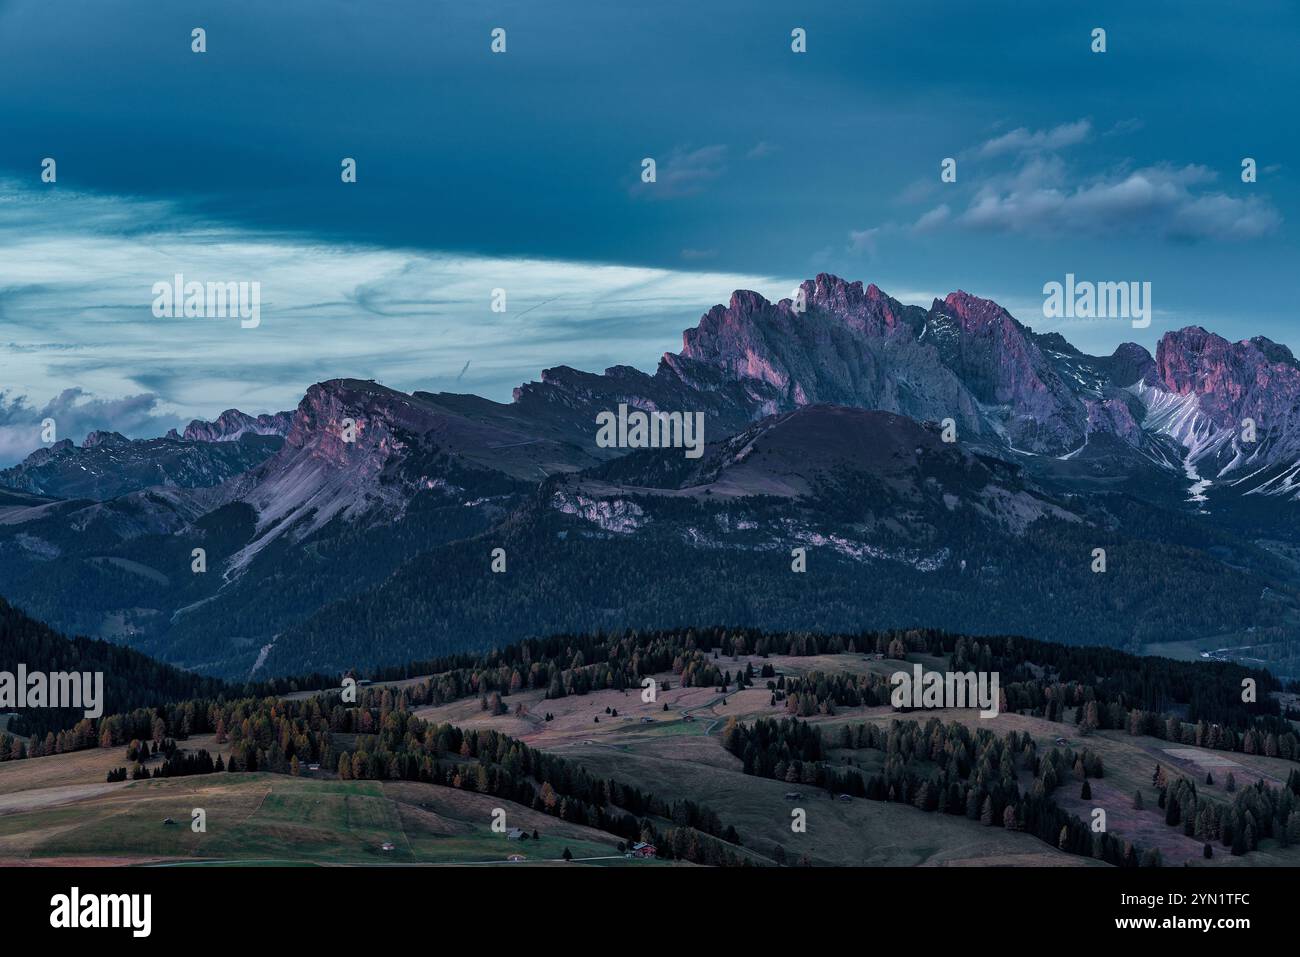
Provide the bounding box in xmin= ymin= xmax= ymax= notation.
xmin=415 ymin=660 xmax=1097 ymax=865
xmin=1142 ymin=631 xmax=1300 ymax=678
xmin=1142 ymin=634 xmax=1236 ymax=663
xmin=0 ymin=771 xmax=663 ymax=866
xmin=555 ymin=734 xmax=1098 ymax=866
xmin=413 ymin=654 xmax=1300 ymax=867
xmin=3 ymin=651 xmax=1298 ymax=867
xmin=824 ymin=705 xmax=1300 ymax=867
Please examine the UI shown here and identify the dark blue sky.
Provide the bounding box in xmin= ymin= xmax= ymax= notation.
xmin=0 ymin=0 xmax=1296 ymax=458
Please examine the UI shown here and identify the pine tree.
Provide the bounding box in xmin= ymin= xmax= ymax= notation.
xmin=915 ymin=782 xmax=932 ymax=811
xmin=1133 ymin=789 xmax=1145 ymax=810
xmin=1231 ymin=824 xmax=1248 ymax=856
xmin=1081 ymin=780 xmax=1092 ymax=800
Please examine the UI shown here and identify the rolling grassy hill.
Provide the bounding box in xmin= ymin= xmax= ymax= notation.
xmin=0 ymin=770 xmax=667 ymax=867
xmin=2 ymin=638 xmax=1297 ymax=867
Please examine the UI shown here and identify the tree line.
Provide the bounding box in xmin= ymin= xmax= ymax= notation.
xmin=724 ymin=714 xmax=1157 ymax=866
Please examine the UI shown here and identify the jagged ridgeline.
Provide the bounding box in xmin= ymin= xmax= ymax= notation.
xmin=4 ymin=276 xmax=1300 ymax=679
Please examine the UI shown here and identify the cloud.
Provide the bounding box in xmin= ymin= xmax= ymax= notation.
xmin=0 ymin=388 xmax=177 ymax=465
xmin=955 ymin=163 xmax=1280 ymax=240
xmin=895 ymin=177 xmax=938 ymax=206
xmin=911 ymin=204 xmax=951 ymax=233
xmin=746 ymin=141 xmax=777 ymax=159
xmin=1104 ymin=118 xmax=1145 ymax=137
xmin=848 ymin=203 xmax=951 ymax=252
xmin=633 ymin=145 xmax=728 ymax=199
xmin=847 ymin=227 xmax=882 ymax=257
xmin=0 ymin=180 xmax=798 ymax=463
xmin=895 ymin=121 xmax=1281 ymax=243
xmin=976 ymin=119 xmax=1093 ymax=158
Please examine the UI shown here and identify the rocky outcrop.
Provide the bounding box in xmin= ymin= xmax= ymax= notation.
xmin=182 ymin=409 xmax=294 ymax=442
xmin=1153 ymin=327 xmax=1300 ymax=429
xmin=517 ymin=274 xmax=1087 ymax=455
xmin=82 ymin=430 xmax=131 ymax=449
xmin=1133 ymin=327 xmax=1300 ymax=496
xmin=509 ymin=274 xmax=1300 ymax=499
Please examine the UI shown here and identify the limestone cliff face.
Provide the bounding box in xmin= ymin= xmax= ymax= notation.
xmin=520 ymin=274 xmax=1101 ymax=455
xmin=1154 ymin=327 xmax=1300 ymax=430
xmin=508 ymin=274 xmax=1300 ymax=496
xmin=1135 ymin=327 xmax=1300 ymax=493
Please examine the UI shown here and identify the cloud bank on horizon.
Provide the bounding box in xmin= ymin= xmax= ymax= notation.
xmin=0 ymin=180 xmax=806 ymax=463
xmin=0 ymin=0 xmax=1295 ymax=463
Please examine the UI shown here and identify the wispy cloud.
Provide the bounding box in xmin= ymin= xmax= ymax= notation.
xmin=889 ymin=118 xmax=1284 ymax=242
xmin=911 ymin=204 xmax=952 ymax=234
xmin=631 ymin=145 xmax=728 ymax=199
xmin=958 ymin=163 xmax=1280 ymax=240
xmin=976 ymin=119 xmax=1093 ymax=158
xmin=0 ymin=181 xmax=796 ymax=463
xmin=847 ymin=227 xmax=882 ymax=257
xmin=1104 ymin=118 xmax=1145 ymax=137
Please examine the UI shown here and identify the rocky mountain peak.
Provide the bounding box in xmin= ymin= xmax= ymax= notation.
xmin=82 ymin=430 xmax=130 ymax=449
xmin=1154 ymin=325 xmax=1300 ymax=430
xmin=941 ymin=289 xmax=1017 ymax=332
xmin=183 ymin=408 xmax=294 ymax=443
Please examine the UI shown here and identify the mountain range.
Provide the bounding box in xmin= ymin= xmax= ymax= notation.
xmin=2 ymin=274 xmax=1298 ymax=679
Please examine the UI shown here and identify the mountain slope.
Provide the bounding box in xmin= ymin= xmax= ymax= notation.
xmin=0 ymin=379 xmax=599 ymax=673
xmin=0 ymin=431 xmax=282 ymax=501
xmin=0 ymin=596 xmax=227 ymax=741
xmin=260 ymin=404 xmax=1300 ymax=676
xmin=1136 ymin=327 xmax=1300 ymax=500
xmin=2 ymin=275 xmax=1300 ymax=679
xmin=516 ymin=275 xmax=1300 ymax=506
